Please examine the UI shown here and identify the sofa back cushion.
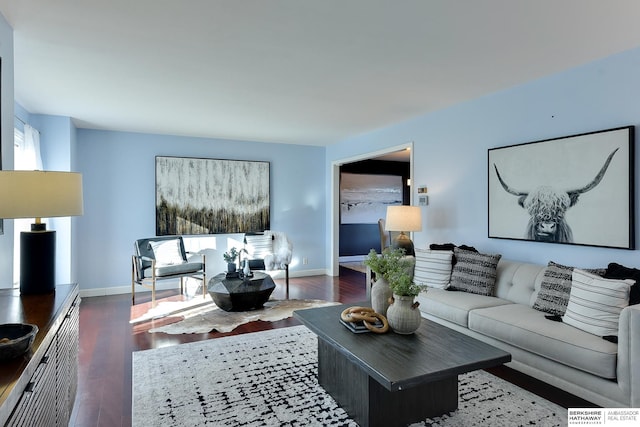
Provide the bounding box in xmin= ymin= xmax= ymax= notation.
xmin=493 ymin=259 xmax=546 ymax=305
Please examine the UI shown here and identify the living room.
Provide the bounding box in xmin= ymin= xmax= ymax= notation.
xmin=2 ymin=2 xmax=640 ymax=426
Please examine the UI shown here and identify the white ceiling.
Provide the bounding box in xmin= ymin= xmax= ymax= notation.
xmin=2 ymin=1 xmax=640 ymax=146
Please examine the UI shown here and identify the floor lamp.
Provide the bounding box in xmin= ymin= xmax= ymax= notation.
xmin=0 ymin=171 xmax=84 ymax=294
xmin=385 ymin=205 xmax=422 ymax=256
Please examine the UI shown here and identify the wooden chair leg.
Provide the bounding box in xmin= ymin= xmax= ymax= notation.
xmin=152 ymin=278 xmax=156 ymax=307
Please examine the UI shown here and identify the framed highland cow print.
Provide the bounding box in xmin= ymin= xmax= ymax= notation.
xmin=488 ymin=126 xmax=634 ymax=249
xmin=156 ymin=156 xmax=270 ymax=235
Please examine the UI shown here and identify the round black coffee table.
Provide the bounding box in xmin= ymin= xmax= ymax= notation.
xmin=208 ymin=272 xmax=276 ymax=312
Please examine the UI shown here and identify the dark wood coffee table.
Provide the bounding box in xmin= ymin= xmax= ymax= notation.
xmin=294 ymin=303 xmax=511 ymax=427
xmin=208 ymin=272 xmax=275 ymax=311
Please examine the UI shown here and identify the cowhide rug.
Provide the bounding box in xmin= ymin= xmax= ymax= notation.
xmin=135 ymin=297 xmax=339 ymax=334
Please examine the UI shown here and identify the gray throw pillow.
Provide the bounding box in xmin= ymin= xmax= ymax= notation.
xmin=533 ymin=261 xmax=606 ymax=316
xmin=449 ymin=248 xmax=502 ymax=296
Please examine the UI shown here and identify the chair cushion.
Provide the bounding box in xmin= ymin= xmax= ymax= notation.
xmin=144 ymin=262 xmax=204 ymax=278
xmin=149 ymin=239 xmax=185 ymax=265
xmin=449 ymin=248 xmax=501 ymax=296
xmin=562 ymin=269 xmax=633 ymax=338
xmin=469 ymin=303 xmax=618 ymax=379
xmin=414 ymin=248 xmax=453 ymax=289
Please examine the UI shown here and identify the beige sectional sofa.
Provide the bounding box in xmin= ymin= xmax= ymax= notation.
xmin=415 ymin=256 xmax=640 ymax=408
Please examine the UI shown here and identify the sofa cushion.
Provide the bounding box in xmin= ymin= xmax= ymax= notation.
xmin=469 ymin=303 xmax=618 ymax=379
xmin=416 ymin=288 xmax=511 ymax=327
xmin=449 ymin=248 xmax=501 ymax=296
xmin=414 ymin=249 xmax=453 ymax=289
xmin=493 ymin=259 xmax=545 ymax=306
xmin=149 ymin=239 xmax=184 ymax=265
xmin=533 ymin=261 xmax=606 ymax=316
xmin=563 ymin=269 xmax=633 ymax=338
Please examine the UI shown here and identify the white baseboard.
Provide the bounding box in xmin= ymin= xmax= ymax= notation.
xmin=339 ymin=255 xmax=365 ymax=262
xmin=79 ymin=268 xmax=329 ymax=298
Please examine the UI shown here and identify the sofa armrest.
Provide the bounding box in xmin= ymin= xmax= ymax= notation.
xmin=617 ymin=304 xmax=640 ymax=406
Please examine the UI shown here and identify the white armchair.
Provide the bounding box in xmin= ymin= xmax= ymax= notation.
xmin=244 ymin=231 xmax=292 ymax=297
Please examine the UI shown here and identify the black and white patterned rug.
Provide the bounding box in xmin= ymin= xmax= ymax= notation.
xmin=132 ymin=325 xmax=567 ymax=426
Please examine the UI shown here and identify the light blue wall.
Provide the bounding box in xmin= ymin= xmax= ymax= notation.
xmin=327 ymin=46 xmax=640 ymax=270
xmin=0 ymin=14 xmax=14 ymax=287
xmin=29 ymin=114 xmax=78 ymax=285
xmin=76 ymin=129 xmax=326 ymax=293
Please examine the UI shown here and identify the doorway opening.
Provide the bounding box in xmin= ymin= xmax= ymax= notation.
xmin=330 ymin=143 xmax=414 ymax=277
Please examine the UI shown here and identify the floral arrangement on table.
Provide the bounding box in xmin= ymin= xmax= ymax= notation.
xmin=363 ymin=247 xmax=426 ymax=334
xmin=363 ymin=247 xmax=413 ymax=282
xmin=387 ymin=269 xmax=425 ymax=297
xmin=223 ymin=247 xmax=246 ymax=273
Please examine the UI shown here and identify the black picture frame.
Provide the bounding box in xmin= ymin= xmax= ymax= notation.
xmin=488 ymin=126 xmax=635 ymax=249
xmin=155 ymin=156 xmax=270 ymax=235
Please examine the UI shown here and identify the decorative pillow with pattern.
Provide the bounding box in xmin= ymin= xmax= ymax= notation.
xmin=533 ymin=261 xmax=606 ymax=316
xmin=414 ymin=249 xmax=453 ymax=289
xmin=563 ymin=269 xmax=633 ymax=337
xmin=448 ymin=248 xmax=501 ymax=296
xmin=245 ymin=234 xmax=273 ymax=259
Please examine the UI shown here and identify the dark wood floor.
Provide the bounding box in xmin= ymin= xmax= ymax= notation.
xmin=69 ymin=267 xmax=594 ymax=427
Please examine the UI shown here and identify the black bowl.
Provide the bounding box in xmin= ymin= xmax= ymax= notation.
xmin=0 ymin=323 xmax=39 ymax=361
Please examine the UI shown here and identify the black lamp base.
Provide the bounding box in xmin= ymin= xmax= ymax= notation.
xmin=392 ymin=232 xmax=415 ymax=256
xmin=20 ymin=230 xmax=56 ymax=294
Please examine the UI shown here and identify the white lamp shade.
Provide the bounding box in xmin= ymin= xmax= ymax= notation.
xmin=385 ymin=205 xmax=422 ymax=232
xmin=0 ymin=171 xmax=84 ymax=219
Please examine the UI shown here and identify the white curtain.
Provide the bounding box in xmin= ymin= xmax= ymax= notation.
xmin=13 ymin=123 xmax=43 ymax=285
xmin=15 ymin=124 xmax=43 ymax=170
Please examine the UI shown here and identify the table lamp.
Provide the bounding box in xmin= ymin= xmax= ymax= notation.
xmin=0 ymin=171 xmax=83 ymax=294
xmin=385 ymin=205 xmax=422 ymax=256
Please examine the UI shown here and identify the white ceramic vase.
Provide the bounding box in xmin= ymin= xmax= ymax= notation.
xmin=243 ymin=260 xmax=251 ymax=277
xmin=387 ymin=294 xmax=421 ymax=334
xmin=370 ymin=277 xmax=393 ymax=316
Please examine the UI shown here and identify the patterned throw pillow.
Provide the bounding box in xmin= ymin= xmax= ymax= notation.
xmin=245 ymin=234 xmax=273 ymax=258
xmin=533 ymin=261 xmax=606 ymax=316
xmin=449 ymin=248 xmax=502 ymax=296
xmin=563 ymin=269 xmax=633 ymax=337
xmin=414 ymin=249 xmax=453 ymax=289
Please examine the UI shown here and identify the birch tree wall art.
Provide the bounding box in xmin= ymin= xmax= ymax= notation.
xmin=156 ymin=156 xmax=270 ymax=235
